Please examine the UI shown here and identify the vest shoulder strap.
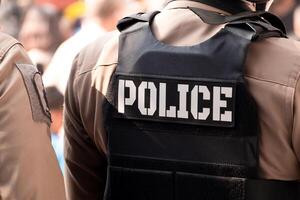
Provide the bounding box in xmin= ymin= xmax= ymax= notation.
xmin=225 ymin=18 xmax=287 ymax=41
xmin=189 ymin=7 xmax=286 ymax=33
xmin=188 ymin=7 xmax=286 ymax=40
xmin=117 ymin=11 xmax=160 ymax=32
xmin=117 ymin=8 xmax=286 ymax=41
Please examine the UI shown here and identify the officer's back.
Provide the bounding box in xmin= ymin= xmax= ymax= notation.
xmin=64 ymin=0 xmax=300 ymax=199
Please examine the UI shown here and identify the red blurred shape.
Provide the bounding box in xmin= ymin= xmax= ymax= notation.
xmin=35 ymin=0 xmax=76 ymax=10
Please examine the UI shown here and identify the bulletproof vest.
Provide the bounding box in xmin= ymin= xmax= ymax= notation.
xmin=104 ymin=8 xmax=299 ymax=200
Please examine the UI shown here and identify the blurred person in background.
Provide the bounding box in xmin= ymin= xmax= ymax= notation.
xmin=144 ymin=0 xmax=167 ymax=10
xmin=293 ymin=5 xmax=300 ymax=39
xmin=270 ymin=0 xmax=299 ymax=35
xmin=33 ymin=0 xmax=77 ymax=40
xmin=46 ymin=86 xmax=65 ymax=173
xmin=43 ymin=0 xmax=127 ymax=94
xmin=19 ymin=5 xmax=63 ymax=53
xmin=128 ymin=0 xmax=146 ymax=11
xmin=19 ymin=5 xmax=64 ymax=73
xmin=0 ymin=1 xmax=22 ymax=38
xmin=62 ymin=0 xmax=86 ymax=39
xmin=27 ymin=48 xmax=52 ymax=74
xmin=125 ymin=0 xmax=149 ymax=13
xmin=16 ymin=0 xmax=34 ymax=9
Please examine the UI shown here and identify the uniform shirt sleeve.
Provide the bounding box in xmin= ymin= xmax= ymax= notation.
xmin=64 ymin=54 xmax=108 ymax=200
xmin=0 ymin=41 xmax=65 ymax=199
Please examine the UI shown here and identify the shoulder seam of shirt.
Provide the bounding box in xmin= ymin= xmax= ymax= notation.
xmin=77 ymin=63 xmax=118 ymax=76
xmin=245 ymin=75 xmax=292 ymax=88
xmin=0 ymin=42 xmax=22 ymax=62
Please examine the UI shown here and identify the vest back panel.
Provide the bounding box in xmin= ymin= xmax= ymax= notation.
xmin=104 ymin=14 xmax=261 ymax=200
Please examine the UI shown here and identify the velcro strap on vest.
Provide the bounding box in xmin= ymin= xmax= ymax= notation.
xmin=117 ymin=11 xmax=160 ymax=31
xmin=108 ymin=166 xmax=300 ymax=200
xmin=177 ymin=173 xmax=300 ymax=200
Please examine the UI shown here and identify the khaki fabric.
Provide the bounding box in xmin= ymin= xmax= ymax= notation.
xmin=64 ymin=32 xmax=114 ymax=200
xmin=64 ymin=1 xmax=300 ymax=199
xmin=0 ymin=33 xmax=66 ymax=200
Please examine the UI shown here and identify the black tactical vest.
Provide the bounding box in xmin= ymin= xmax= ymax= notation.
xmin=104 ymin=8 xmax=299 ymax=200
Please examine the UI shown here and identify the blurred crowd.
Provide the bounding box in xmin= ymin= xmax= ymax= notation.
xmin=0 ymin=0 xmax=299 ymax=174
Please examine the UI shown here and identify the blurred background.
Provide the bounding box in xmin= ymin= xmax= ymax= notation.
xmin=0 ymin=0 xmax=298 ymax=174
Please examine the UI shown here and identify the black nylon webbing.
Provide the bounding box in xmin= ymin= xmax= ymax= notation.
xmin=246 ymin=179 xmax=300 ymax=200
xmin=117 ymin=7 xmax=286 ymax=40
xmin=107 ymin=165 xmax=300 ymax=200
xmin=185 ymin=7 xmax=286 ymax=40
xmin=188 ymin=8 xmax=265 ymax=24
xmin=177 ymin=175 xmax=300 ymax=200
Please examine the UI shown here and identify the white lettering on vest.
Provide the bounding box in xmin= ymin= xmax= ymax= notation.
xmin=177 ymin=84 xmax=189 ymax=119
xmin=118 ymin=79 xmax=233 ymax=123
xmin=138 ymin=82 xmax=157 ymax=116
xmin=118 ymin=80 xmax=136 ymax=113
xmin=191 ymin=86 xmax=210 ymax=120
xmin=213 ymin=87 xmax=233 ymax=122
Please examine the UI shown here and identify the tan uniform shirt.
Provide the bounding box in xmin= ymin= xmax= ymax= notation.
xmin=0 ymin=33 xmax=66 ymax=199
xmin=64 ymin=1 xmax=300 ymax=199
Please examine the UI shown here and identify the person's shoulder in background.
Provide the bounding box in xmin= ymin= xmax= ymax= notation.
xmin=0 ymin=32 xmax=32 ymax=96
xmin=0 ymin=32 xmax=66 ymax=200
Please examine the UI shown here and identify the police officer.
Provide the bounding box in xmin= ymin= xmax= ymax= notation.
xmin=0 ymin=29 xmax=66 ymax=199
xmin=64 ymin=0 xmax=300 ymax=199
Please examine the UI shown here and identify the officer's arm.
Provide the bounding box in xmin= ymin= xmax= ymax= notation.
xmin=64 ymin=55 xmax=107 ymax=200
xmin=0 ymin=40 xmax=65 ymax=199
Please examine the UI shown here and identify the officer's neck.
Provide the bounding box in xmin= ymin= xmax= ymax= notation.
xmin=166 ymin=0 xmax=254 ymax=15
